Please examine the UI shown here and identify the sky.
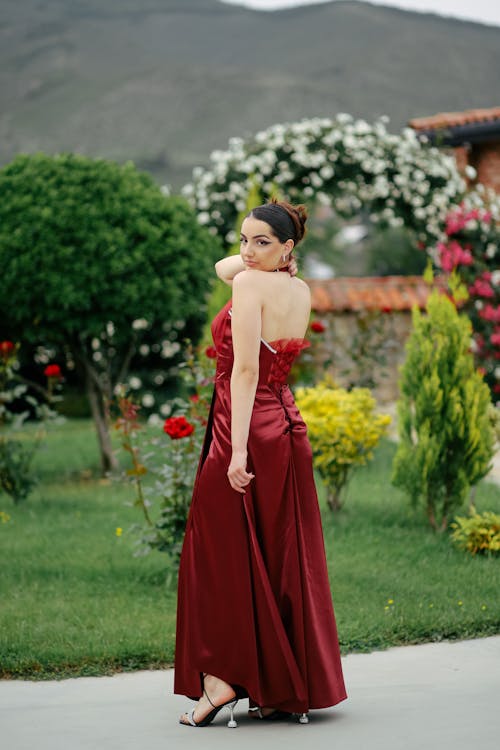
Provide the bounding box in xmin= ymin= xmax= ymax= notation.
xmin=221 ymin=0 xmax=500 ymax=28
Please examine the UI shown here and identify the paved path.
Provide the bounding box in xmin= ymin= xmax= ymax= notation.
xmin=2 ymin=636 xmax=499 ymax=750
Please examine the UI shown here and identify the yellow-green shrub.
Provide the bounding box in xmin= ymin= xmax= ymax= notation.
xmin=451 ymin=508 xmax=500 ymax=556
xmin=392 ymin=291 xmax=494 ymax=532
xmin=295 ymin=379 xmax=391 ymax=510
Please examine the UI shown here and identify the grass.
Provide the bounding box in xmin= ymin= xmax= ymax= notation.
xmin=0 ymin=419 xmax=499 ymax=679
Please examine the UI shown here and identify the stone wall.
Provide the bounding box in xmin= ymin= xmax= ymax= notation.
xmin=308 ymin=310 xmax=413 ymax=403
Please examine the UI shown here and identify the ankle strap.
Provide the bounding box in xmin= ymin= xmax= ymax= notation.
xmin=203 ymin=688 xmax=217 ymax=709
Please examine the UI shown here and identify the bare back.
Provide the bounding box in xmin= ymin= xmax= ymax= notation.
xmin=257 ymin=272 xmax=311 ymax=343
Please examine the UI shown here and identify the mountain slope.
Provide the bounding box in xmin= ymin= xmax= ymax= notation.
xmin=1 ymin=0 xmax=499 ymax=186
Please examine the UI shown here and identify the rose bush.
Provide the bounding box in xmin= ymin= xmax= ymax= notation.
xmin=0 ymin=340 xmax=64 ymax=503
xmin=113 ymin=341 xmax=215 ymax=578
xmin=430 ymin=197 xmax=500 ymax=402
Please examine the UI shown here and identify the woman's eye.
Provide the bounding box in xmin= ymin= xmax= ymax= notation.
xmin=240 ymin=238 xmax=247 ymax=244
xmin=258 ymin=241 xmax=270 ymax=246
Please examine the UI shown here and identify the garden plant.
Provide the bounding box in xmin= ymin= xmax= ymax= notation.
xmin=392 ymin=290 xmax=494 ymax=531
xmin=0 ymin=153 xmax=221 ymax=473
xmin=295 ymin=377 xmax=391 ymax=510
xmin=0 ymin=339 xmax=64 ymax=503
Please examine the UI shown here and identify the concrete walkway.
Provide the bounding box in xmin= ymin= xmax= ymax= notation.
xmin=2 ymin=636 xmax=499 ymax=750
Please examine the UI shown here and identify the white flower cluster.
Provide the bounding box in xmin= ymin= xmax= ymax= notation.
xmin=461 ymin=186 xmax=500 ymax=222
xmin=182 ymin=114 xmax=466 ymax=246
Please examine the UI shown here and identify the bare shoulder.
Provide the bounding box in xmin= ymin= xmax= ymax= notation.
xmin=292 ymin=276 xmax=310 ymax=293
xmin=232 ymin=270 xmax=267 ymax=295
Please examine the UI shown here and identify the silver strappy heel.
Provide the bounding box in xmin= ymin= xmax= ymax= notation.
xmin=180 ymin=683 xmax=238 ymax=728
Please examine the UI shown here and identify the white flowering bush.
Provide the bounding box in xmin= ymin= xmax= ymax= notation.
xmin=182 ymin=114 xmax=466 ymax=248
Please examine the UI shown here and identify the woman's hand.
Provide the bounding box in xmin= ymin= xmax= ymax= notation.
xmin=277 ymin=255 xmax=298 ymax=276
xmin=288 ymin=256 xmax=298 ymax=276
xmin=227 ymin=450 xmax=255 ymax=494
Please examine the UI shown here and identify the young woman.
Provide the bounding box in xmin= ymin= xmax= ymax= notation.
xmin=174 ymin=200 xmax=346 ymax=728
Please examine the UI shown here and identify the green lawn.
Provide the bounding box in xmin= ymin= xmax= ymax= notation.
xmin=0 ymin=419 xmax=499 ymax=679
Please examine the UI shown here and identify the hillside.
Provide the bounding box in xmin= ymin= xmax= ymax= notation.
xmin=1 ymin=0 xmax=499 ymax=186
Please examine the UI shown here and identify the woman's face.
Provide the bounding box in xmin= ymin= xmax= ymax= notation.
xmin=240 ymin=216 xmax=293 ymax=271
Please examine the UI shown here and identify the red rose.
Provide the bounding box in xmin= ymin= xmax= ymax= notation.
xmin=163 ymin=415 xmax=195 ymax=439
xmin=381 ymin=306 xmax=392 ymax=314
xmin=44 ymin=363 xmax=62 ymax=378
xmin=189 ymin=394 xmax=200 ymax=403
xmin=205 ymin=346 xmax=217 ymax=359
xmin=0 ymin=340 xmax=15 ymax=359
xmin=310 ymin=320 xmax=326 ymax=333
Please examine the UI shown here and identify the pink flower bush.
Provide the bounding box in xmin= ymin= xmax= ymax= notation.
xmin=434 ymin=201 xmax=500 ymax=402
xmin=437 ymin=240 xmax=473 ymax=272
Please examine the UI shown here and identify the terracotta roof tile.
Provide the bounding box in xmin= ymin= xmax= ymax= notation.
xmin=307 ymin=276 xmax=440 ymax=313
xmin=409 ymin=107 xmax=500 ymax=131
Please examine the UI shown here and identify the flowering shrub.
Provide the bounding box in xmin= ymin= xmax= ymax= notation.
xmin=182 ymin=114 xmax=465 ymax=248
xmin=113 ymin=341 xmax=215 ymax=576
xmin=451 ymin=508 xmax=500 ymax=556
xmin=431 ymin=198 xmax=500 ymax=402
xmin=295 ymin=378 xmax=391 ymax=510
xmin=0 ymin=340 xmax=64 ymax=503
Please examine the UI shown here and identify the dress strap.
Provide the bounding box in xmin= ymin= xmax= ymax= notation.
xmin=228 ymin=308 xmax=277 ymax=354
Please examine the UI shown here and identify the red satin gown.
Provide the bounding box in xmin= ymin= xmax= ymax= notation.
xmin=174 ymin=300 xmax=347 ymax=713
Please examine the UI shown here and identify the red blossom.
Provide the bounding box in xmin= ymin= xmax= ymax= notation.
xmin=490 ymin=332 xmax=500 ymax=347
xmin=444 ymin=206 xmax=491 ymax=236
xmin=0 ymin=340 xmax=15 ymax=359
xmin=438 ymin=240 xmax=473 ymax=272
xmin=479 ymin=305 xmax=500 ymax=324
xmin=189 ymin=394 xmax=200 ymax=403
xmin=468 ymin=279 xmax=494 ymax=299
xmin=310 ymin=320 xmax=326 ymax=333
xmin=44 ymin=363 xmax=62 ymax=378
xmin=205 ymin=346 xmax=217 ymax=359
xmin=381 ymin=306 xmax=392 ymax=314
xmin=163 ymin=415 xmax=195 ymax=439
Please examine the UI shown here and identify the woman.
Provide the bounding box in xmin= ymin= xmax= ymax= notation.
xmin=174 ymin=199 xmax=347 ymax=728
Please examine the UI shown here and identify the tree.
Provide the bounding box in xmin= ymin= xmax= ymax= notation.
xmin=0 ymin=154 xmax=221 ymax=473
xmin=392 ymin=290 xmax=494 ymax=531
xmin=199 ymin=179 xmax=262 ymax=348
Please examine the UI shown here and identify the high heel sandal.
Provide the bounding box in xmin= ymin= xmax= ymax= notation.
xmin=180 ymin=680 xmax=238 ymax=728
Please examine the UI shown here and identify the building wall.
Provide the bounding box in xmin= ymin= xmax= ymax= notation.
xmin=473 ymin=142 xmax=500 ymax=193
xmin=308 ymin=310 xmax=413 ymax=403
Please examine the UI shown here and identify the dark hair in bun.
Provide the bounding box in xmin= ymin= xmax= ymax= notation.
xmin=247 ymin=198 xmax=308 ymax=246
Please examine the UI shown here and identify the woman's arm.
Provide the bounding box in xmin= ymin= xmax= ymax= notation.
xmin=215 ymin=255 xmax=246 ymax=286
xmin=227 ymin=271 xmax=261 ymax=493
xmin=215 ymin=254 xmax=298 ymax=285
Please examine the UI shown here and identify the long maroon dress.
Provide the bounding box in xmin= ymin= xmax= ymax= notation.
xmin=174 ymin=300 xmax=346 ymax=713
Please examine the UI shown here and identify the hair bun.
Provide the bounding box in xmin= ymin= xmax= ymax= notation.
xmin=271 ymin=199 xmax=308 ymax=244
xmin=292 ymin=204 xmax=308 ymax=242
